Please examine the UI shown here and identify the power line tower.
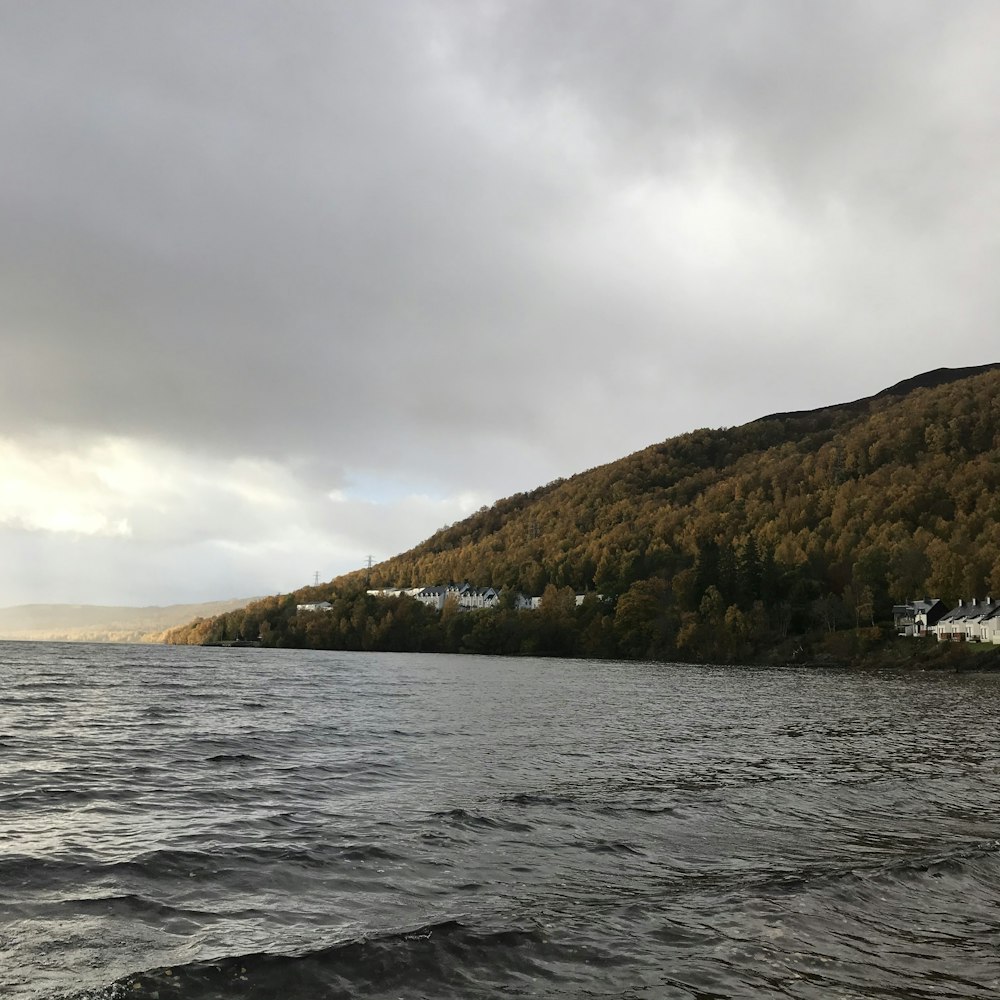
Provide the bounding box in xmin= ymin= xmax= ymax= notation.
xmin=365 ymin=555 xmax=373 ymax=588
xmin=313 ymin=571 xmax=320 ymax=587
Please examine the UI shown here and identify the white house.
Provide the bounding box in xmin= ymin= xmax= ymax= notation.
xmin=369 ymin=582 xmax=548 ymax=612
xmin=984 ymin=606 xmax=1000 ymax=644
xmin=933 ymin=601 xmax=970 ymax=641
xmin=962 ymin=599 xmax=1000 ymax=642
xmin=460 ymin=587 xmax=501 ymax=609
xmin=415 ymin=583 xmax=470 ymax=611
xmin=297 ymin=601 xmax=333 ymax=613
xmin=933 ymin=598 xmax=1000 ymax=642
xmin=976 ymin=599 xmax=1000 ymax=643
xmin=892 ymin=598 xmax=947 ymax=636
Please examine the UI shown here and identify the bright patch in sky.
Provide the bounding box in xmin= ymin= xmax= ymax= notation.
xmin=0 ymin=438 xmax=135 ymax=536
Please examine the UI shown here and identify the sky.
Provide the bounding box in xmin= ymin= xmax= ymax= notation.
xmin=1 ymin=1 xmax=998 ymax=607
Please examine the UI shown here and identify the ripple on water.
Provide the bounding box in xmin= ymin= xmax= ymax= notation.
xmin=3 ymin=647 xmax=1000 ymax=1000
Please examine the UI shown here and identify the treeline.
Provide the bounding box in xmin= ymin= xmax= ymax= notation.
xmin=165 ymin=367 xmax=1000 ymax=661
xmin=162 ymin=579 xmax=874 ymax=662
xmin=163 ymin=586 xmax=612 ymax=657
xmin=162 ymin=545 xmax=882 ymax=662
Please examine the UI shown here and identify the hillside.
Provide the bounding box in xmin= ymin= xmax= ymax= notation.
xmin=164 ymin=365 xmax=1000 ymax=661
xmin=0 ymin=599 xmax=259 ymax=644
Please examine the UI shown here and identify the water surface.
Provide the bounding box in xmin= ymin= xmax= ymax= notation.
xmin=2 ymin=643 xmax=999 ymax=998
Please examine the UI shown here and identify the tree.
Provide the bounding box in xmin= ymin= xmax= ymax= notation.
xmin=888 ymin=544 xmax=930 ymax=602
xmin=737 ymin=535 xmax=763 ymax=605
xmin=811 ymin=594 xmax=847 ymax=633
xmin=843 ymin=582 xmax=875 ymax=628
xmin=614 ymin=578 xmax=672 ymax=658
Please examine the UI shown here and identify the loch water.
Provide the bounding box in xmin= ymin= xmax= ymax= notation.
xmin=2 ymin=642 xmax=999 ymax=999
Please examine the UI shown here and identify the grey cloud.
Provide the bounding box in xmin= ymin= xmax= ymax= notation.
xmin=1 ymin=1 xmax=586 ymax=483
xmin=450 ymin=2 xmax=1000 ymax=215
xmin=0 ymin=2 xmax=997 ymax=603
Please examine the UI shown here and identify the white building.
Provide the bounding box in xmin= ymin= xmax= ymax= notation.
xmin=892 ymin=598 xmax=947 ymax=636
xmin=415 ymin=583 xmax=470 ymax=611
xmin=460 ymin=587 xmax=501 ymax=609
xmin=933 ymin=598 xmax=1000 ymax=642
xmin=369 ymin=582 xmax=550 ymax=612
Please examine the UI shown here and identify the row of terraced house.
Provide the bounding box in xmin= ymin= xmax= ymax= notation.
xmin=893 ymin=597 xmax=1000 ymax=643
xmin=365 ymin=583 xmax=550 ymax=611
xmin=297 ymin=583 xmax=586 ymax=616
xmin=365 ymin=582 xmax=604 ymax=612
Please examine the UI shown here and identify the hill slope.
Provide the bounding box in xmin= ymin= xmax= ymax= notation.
xmin=363 ymin=364 xmax=1000 ymax=597
xmin=165 ymin=365 xmax=1000 ymax=660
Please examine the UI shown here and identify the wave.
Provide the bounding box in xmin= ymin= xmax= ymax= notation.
xmin=15 ymin=891 xmax=217 ymax=927
xmin=0 ymin=786 xmax=95 ymax=809
xmin=4 ymin=693 xmax=64 ymax=704
xmin=501 ymin=791 xmax=579 ymax=808
xmin=72 ymin=918 xmax=557 ymax=1000
xmin=0 ymin=838 xmax=412 ymax=895
xmin=679 ymin=837 xmax=1000 ymax=900
xmin=595 ymin=802 xmax=678 ymax=817
xmin=430 ymin=808 xmax=534 ymax=833
xmin=574 ymin=838 xmax=647 ymax=857
xmin=866 ymin=838 xmax=1000 ymax=886
xmin=500 ymin=786 xmax=682 ymax=818
xmin=205 ymin=753 xmax=266 ymax=764
xmin=121 ymin=841 xmax=411 ymax=878
xmin=0 ymin=853 xmax=97 ymax=890
xmin=339 ymin=843 xmax=403 ymax=862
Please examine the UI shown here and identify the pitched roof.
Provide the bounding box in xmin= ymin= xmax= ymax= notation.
xmin=937 ymin=599 xmax=1000 ymax=624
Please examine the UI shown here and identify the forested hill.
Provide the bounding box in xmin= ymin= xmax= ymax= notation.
xmin=359 ymin=364 xmax=1000 ymax=600
xmin=165 ymin=365 xmax=1000 ymax=660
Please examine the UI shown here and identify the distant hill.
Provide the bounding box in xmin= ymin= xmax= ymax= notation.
xmin=0 ymin=599 xmax=259 ymax=644
xmin=164 ymin=365 xmax=1000 ymax=661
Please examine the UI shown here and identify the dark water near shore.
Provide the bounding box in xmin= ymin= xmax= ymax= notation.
xmin=2 ymin=643 xmax=1000 ymax=999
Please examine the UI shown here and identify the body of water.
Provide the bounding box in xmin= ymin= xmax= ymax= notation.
xmin=2 ymin=642 xmax=999 ymax=998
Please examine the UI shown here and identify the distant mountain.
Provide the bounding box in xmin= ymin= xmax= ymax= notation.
xmin=166 ymin=365 xmax=1000 ymax=661
xmin=0 ymin=599 xmax=259 ymax=644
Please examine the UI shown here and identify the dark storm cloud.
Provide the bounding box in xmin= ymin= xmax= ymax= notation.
xmin=4 ymin=4 xmax=996 ymax=468
xmin=0 ymin=1 xmax=580 ymax=488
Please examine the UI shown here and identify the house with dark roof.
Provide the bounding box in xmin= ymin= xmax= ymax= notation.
xmin=932 ymin=598 xmax=1000 ymax=642
xmin=892 ymin=598 xmax=947 ymax=636
xmin=982 ymin=604 xmax=1000 ymax=644
xmin=934 ymin=601 xmax=970 ymax=641
xmin=368 ymin=583 xmax=554 ymax=613
xmin=415 ymin=583 xmax=471 ymax=611
xmin=460 ymin=586 xmax=501 ymax=609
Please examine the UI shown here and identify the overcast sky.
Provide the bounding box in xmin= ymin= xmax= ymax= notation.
xmin=1 ymin=1 xmax=997 ymax=606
